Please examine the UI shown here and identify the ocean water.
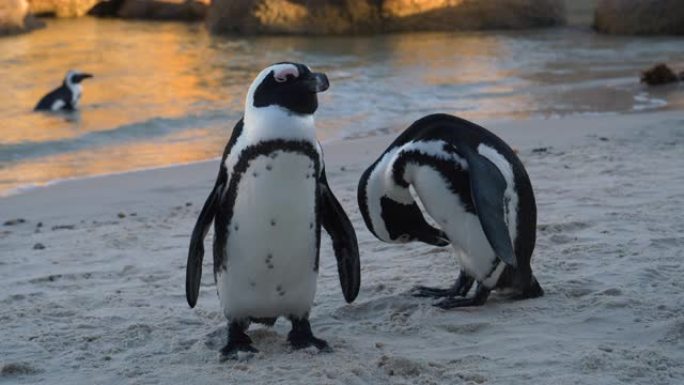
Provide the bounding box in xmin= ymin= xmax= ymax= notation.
xmin=0 ymin=18 xmax=682 ymax=195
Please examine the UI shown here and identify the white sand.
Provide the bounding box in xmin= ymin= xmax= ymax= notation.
xmin=1 ymin=112 xmax=683 ymax=384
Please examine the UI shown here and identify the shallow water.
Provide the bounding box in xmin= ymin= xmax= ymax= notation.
xmin=0 ymin=18 xmax=682 ymax=195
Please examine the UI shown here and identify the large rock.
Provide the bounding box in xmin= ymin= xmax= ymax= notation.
xmin=207 ymin=0 xmax=565 ymax=35
xmin=1 ymin=0 xmax=29 ymax=35
xmin=116 ymin=0 xmax=209 ymax=21
xmin=0 ymin=0 xmax=41 ymax=35
xmin=28 ymin=0 xmax=99 ymax=17
xmin=594 ymin=0 xmax=684 ymax=35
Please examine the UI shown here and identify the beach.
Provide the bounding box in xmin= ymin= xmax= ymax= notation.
xmin=1 ymin=111 xmax=683 ymax=384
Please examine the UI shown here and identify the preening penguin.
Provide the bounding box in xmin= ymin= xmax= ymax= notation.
xmin=186 ymin=62 xmax=360 ymax=358
xmin=357 ymin=113 xmax=543 ymax=309
xmin=35 ymin=70 xmax=93 ymax=112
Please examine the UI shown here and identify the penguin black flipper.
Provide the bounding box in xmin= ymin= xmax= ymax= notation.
xmin=34 ymin=87 xmax=72 ymax=111
xmin=319 ymin=168 xmax=361 ymax=303
xmin=457 ymin=145 xmax=518 ymax=268
xmin=186 ymin=120 xmax=243 ymax=308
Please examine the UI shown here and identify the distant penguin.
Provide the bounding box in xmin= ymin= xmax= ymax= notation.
xmin=357 ymin=113 xmax=543 ymax=309
xmin=34 ymin=70 xmax=93 ymax=112
xmin=186 ymin=62 xmax=360 ymax=358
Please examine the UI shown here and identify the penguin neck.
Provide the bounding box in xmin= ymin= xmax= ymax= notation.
xmin=64 ymin=79 xmax=82 ymax=105
xmin=362 ymin=149 xmax=414 ymax=242
xmin=243 ymin=104 xmax=316 ymax=142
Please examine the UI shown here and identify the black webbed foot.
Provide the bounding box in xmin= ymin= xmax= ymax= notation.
xmin=288 ymin=316 xmax=332 ymax=353
xmin=220 ymin=320 xmax=258 ymax=360
xmin=433 ymin=285 xmax=490 ymax=309
xmin=413 ymin=270 xmax=475 ymax=298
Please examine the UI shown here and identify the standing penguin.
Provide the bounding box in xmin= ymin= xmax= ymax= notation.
xmin=34 ymin=70 xmax=93 ymax=112
xmin=357 ymin=113 xmax=542 ymax=309
xmin=186 ymin=62 xmax=360 ymax=358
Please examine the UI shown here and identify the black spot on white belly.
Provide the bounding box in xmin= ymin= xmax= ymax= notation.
xmin=252 ymin=172 xmax=259 ymax=177
xmin=265 ymin=253 xmax=274 ymax=269
xmin=309 ymin=222 xmax=314 ymax=229
xmin=276 ymin=285 xmax=285 ymax=296
xmin=271 ymin=219 xmax=276 ymax=226
xmin=234 ymin=224 xmax=239 ymax=232
xmin=266 ymin=164 xmax=272 ymax=171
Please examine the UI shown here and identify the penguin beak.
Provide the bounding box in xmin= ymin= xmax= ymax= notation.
xmin=303 ymin=72 xmax=329 ymax=93
xmin=76 ymin=73 xmax=94 ymax=82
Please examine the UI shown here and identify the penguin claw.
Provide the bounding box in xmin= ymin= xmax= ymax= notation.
xmin=289 ymin=336 xmax=332 ymax=352
xmin=412 ymin=285 xmax=462 ymax=298
xmin=219 ymin=343 xmax=259 ymax=361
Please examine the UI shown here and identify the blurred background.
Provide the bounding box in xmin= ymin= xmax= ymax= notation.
xmin=1 ymin=0 xmax=682 ymax=195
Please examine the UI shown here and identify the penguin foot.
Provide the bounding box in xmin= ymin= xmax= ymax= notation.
xmin=413 ymin=271 xmax=475 ymax=298
xmin=219 ymin=342 xmax=259 ymax=360
xmin=412 ymin=285 xmax=461 ymax=298
xmin=288 ymin=317 xmax=332 ymax=353
xmin=220 ymin=320 xmax=257 ymax=360
xmin=433 ymin=285 xmax=490 ymax=309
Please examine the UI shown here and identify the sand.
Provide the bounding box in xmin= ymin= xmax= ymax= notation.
xmin=1 ymin=111 xmax=683 ymax=385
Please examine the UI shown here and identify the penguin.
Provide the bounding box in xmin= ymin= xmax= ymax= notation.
xmin=34 ymin=70 xmax=93 ymax=112
xmin=186 ymin=62 xmax=360 ymax=358
xmin=357 ymin=113 xmax=543 ymax=309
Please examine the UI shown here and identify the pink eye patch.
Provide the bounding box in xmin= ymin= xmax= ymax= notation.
xmin=274 ymin=66 xmax=299 ymax=83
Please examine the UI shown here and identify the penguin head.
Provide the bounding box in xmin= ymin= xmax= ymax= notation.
xmin=246 ymin=62 xmax=329 ymax=116
xmin=358 ymin=162 xmax=450 ymax=247
xmin=64 ymin=70 xmax=94 ymax=86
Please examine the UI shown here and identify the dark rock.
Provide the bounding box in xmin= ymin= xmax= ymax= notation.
xmin=640 ymin=64 xmax=679 ymax=86
xmin=4 ymin=218 xmax=27 ymax=226
xmin=117 ymin=0 xmax=208 ymax=21
xmin=33 ymin=242 xmax=46 ymax=250
xmin=594 ymin=0 xmax=684 ymax=35
xmin=87 ymin=0 xmax=125 ymax=16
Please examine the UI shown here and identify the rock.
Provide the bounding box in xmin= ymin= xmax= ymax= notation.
xmin=33 ymin=242 xmax=46 ymax=250
xmin=207 ymin=0 xmax=566 ymax=35
xmin=640 ymin=64 xmax=679 ymax=86
xmin=0 ymin=0 xmax=30 ymax=35
xmin=28 ymin=0 xmax=99 ymax=17
xmin=87 ymin=0 xmax=124 ymax=16
xmin=116 ymin=0 xmax=209 ymax=21
xmin=594 ymin=0 xmax=684 ymax=35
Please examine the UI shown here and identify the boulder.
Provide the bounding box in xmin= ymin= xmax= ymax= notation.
xmin=640 ymin=64 xmax=679 ymax=86
xmin=0 ymin=0 xmax=42 ymax=35
xmin=207 ymin=0 xmax=565 ymax=35
xmin=594 ymin=0 xmax=684 ymax=35
xmin=0 ymin=0 xmax=29 ymax=35
xmin=28 ymin=0 xmax=99 ymax=17
xmin=116 ymin=0 xmax=209 ymax=21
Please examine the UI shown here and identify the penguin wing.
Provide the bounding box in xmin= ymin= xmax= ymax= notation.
xmin=458 ymin=145 xmax=518 ymax=268
xmin=319 ymin=168 xmax=361 ymax=303
xmin=185 ymin=120 xmax=243 ymax=308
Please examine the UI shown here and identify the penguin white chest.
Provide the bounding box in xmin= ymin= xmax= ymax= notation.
xmin=217 ymin=150 xmax=319 ymax=320
xmin=410 ymin=166 xmax=502 ymax=282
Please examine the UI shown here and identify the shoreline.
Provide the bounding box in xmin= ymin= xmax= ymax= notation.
xmin=1 ymin=106 xmax=680 ymax=200
xmin=1 ymin=111 xmax=683 ymax=384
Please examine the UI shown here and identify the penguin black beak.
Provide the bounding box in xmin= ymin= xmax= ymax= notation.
xmin=304 ymin=72 xmax=329 ymax=93
xmin=76 ymin=73 xmax=94 ymax=82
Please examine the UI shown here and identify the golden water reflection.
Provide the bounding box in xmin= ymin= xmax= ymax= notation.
xmin=1 ymin=20 xmax=683 ymax=195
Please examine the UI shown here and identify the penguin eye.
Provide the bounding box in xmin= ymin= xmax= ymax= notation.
xmin=274 ymin=74 xmax=296 ymax=83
